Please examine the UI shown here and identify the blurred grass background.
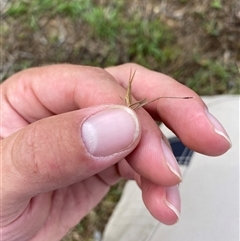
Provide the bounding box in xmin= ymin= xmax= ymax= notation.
xmin=1 ymin=0 xmax=240 ymax=240
xmin=2 ymin=0 xmax=240 ymax=94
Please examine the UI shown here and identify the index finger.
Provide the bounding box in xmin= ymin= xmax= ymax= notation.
xmin=106 ymin=63 xmax=231 ymax=156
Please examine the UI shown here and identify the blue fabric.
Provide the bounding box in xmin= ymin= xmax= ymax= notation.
xmin=169 ymin=137 xmax=194 ymax=166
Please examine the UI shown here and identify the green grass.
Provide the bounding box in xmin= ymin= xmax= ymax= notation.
xmin=186 ymin=59 xmax=239 ymax=95
xmin=3 ymin=0 xmax=182 ymax=80
xmin=6 ymin=0 xmax=91 ymax=18
xmin=3 ymin=0 xmax=239 ymax=95
xmin=211 ymin=0 xmax=223 ymax=9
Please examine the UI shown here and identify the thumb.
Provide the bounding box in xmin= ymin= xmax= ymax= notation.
xmin=2 ymin=105 xmax=140 ymax=201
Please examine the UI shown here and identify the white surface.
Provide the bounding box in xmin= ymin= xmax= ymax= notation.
xmin=102 ymin=95 xmax=239 ymax=241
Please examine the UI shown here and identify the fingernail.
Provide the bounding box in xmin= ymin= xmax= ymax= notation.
xmin=205 ymin=109 xmax=232 ymax=147
xmin=82 ymin=106 xmax=140 ymax=157
xmin=161 ymin=139 xmax=182 ymax=180
xmin=165 ymin=185 xmax=181 ymax=218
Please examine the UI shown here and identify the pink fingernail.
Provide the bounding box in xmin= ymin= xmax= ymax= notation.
xmin=82 ymin=106 xmax=140 ymax=157
xmin=165 ymin=185 xmax=181 ymax=218
xmin=205 ymin=109 xmax=232 ymax=148
xmin=161 ymin=139 xmax=182 ymax=180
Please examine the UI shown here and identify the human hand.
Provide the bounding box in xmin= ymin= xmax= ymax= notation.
xmin=1 ymin=63 xmax=231 ymax=241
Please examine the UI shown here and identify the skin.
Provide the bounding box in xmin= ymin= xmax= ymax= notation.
xmin=0 ymin=63 xmax=230 ymax=241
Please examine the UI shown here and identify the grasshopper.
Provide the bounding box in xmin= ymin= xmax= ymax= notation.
xmin=125 ymin=69 xmax=192 ymax=109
